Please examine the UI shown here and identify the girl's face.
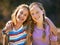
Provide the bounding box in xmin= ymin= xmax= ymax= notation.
xmin=30 ymin=5 xmax=44 ymax=23
xmin=16 ymin=7 xmax=29 ymax=23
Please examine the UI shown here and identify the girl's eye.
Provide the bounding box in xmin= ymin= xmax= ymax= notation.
xmin=24 ymin=14 xmax=26 ymax=16
xmin=36 ymin=11 xmax=39 ymax=14
xmin=31 ymin=13 xmax=34 ymax=15
xmin=20 ymin=11 xmax=23 ymax=15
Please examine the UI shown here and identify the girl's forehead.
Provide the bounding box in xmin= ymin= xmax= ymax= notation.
xmin=19 ymin=7 xmax=27 ymax=11
xmin=19 ymin=8 xmax=24 ymax=12
xmin=17 ymin=8 xmax=28 ymax=16
xmin=19 ymin=8 xmax=28 ymax=12
xmin=30 ymin=5 xmax=39 ymax=11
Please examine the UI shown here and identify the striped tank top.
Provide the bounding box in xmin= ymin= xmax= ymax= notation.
xmin=3 ymin=25 xmax=27 ymax=45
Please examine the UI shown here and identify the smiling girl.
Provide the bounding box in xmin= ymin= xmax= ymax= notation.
xmin=29 ymin=2 xmax=58 ymax=45
xmin=2 ymin=4 xmax=31 ymax=45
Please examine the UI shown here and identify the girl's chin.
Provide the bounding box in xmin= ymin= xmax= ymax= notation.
xmin=18 ymin=21 xmax=23 ymax=23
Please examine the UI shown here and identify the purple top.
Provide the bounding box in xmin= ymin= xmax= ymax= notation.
xmin=32 ymin=24 xmax=57 ymax=45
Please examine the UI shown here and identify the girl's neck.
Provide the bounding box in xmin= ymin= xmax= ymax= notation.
xmin=14 ymin=23 xmax=23 ymax=30
xmin=36 ymin=22 xmax=44 ymax=30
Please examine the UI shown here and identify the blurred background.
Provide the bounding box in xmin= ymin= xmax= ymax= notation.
xmin=0 ymin=0 xmax=60 ymax=45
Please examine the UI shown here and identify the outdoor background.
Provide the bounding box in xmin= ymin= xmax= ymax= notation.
xmin=0 ymin=0 xmax=60 ymax=45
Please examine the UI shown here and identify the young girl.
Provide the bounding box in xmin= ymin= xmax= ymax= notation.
xmin=2 ymin=4 xmax=31 ymax=45
xmin=29 ymin=2 xmax=58 ymax=45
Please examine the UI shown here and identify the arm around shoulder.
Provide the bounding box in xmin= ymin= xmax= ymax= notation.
xmin=45 ymin=16 xmax=57 ymax=35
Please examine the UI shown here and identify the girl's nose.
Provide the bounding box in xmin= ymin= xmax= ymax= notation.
xmin=21 ymin=15 xmax=24 ymax=17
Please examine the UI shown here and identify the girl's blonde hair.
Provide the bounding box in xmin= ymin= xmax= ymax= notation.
xmin=11 ymin=4 xmax=29 ymax=25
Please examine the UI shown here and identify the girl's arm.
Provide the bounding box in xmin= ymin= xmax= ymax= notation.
xmin=45 ymin=17 xmax=57 ymax=35
xmin=2 ymin=34 xmax=9 ymax=45
xmin=2 ymin=34 xmax=6 ymax=45
xmin=2 ymin=20 xmax=13 ymax=45
xmin=2 ymin=31 xmax=10 ymax=45
xmin=45 ymin=17 xmax=58 ymax=45
xmin=2 ymin=20 xmax=13 ymax=34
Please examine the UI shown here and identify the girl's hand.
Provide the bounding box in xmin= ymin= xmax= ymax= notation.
xmin=4 ymin=20 xmax=13 ymax=33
